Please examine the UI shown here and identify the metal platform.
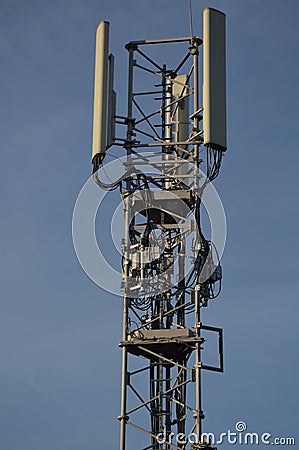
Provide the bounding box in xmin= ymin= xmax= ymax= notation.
xmin=130 ymin=189 xmax=193 ymax=225
xmin=120 ymin=328 xmax=203 ymax=363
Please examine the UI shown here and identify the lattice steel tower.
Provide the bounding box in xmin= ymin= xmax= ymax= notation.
xmin=91 ymin=7 xmax=227 ymax=450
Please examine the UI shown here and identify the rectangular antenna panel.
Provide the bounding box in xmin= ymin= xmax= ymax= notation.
xmin=203 ymin=8 xmax=227 ymax=150
xmin=173 ymin=75 xmax=189 ymax=150
xmin=107 ymin=53 xmax=116 ymax=148
xmin=173 ymin=75 xmax=190 ymax=177
xmin=92 ymin=21 xmax=110 ymax=162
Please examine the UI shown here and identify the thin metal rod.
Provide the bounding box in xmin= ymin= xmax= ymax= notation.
xmin=171 ymin=367 xmax=184 ymax=390
xmin=127 ymin=36 xmax=201 ymax=45
xmin=200 ymin=364 xmax=223 ymax=373
xmin=137 ymin=346 xmax=192 ymax=373
xmin=135 ymin=92 xmax=191 ymax=126
xmin=174 ymin=52 xmax=191 ymax=75
xmin=128 ymin=383 xmax=152 ymax=413
xmin=134 ymin=126 xmax=160 ymax=141
xmin=127 ymin=422 xmax=182 ymax=450
xmin=219 ymin=328 xmax=224 ymax=371
xmin=131 ymin=140 xmax=202 ymax=148
xmin=189 ymin=0 xmax=194 ymax=37
xmin=195 ymin=285 xmax=202 ymax=441
xmin=130 ymin=365 xmax=151 ymax=376
xmin=136 ymin=48 xmax=163 ymax=71
xmin=127 ymin=378 xmax=191 ymax=415
xmin=170 ymin=396 xmax=197 ymax=414
xmin=133 ymin=90 xmax=163 ymax=96
xmin=127 ymin=391 xmax=160 ymax=415
xmin=132 ymin=98 xmax=162 ymax=140
xmin=135 ymin=63 xmax=159 ymax=76
xmin=119 ymin=309 xmax=128 ymax=450
xmin=119 ymin=45 xmax=135 ymax=450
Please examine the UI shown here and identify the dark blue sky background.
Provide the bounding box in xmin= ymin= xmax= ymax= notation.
xmin=1 ymin=0 xmax=298 ymax=449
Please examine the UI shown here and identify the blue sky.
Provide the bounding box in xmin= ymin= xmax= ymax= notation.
xmin=0 ymin=0 xmax=298 ymax=449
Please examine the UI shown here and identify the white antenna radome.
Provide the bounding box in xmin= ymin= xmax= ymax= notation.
xmin=203 ymin=8 xmax=227 ymax=150
xmin=92 ymin=21 xmax=110 ymax=171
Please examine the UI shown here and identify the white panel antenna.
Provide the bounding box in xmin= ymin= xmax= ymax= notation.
xmin=107 ymin=54 xmax=116 ymax=149
xmin=203 ymin=8 xmax=227 ymax=150
xmin=173 ymin=75 xmax=189 ymax=160
xmin=92 ymin=21 xmax=111 ymax=172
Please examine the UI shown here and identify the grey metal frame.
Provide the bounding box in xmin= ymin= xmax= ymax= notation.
xmin=113 ymin=36 xmax=223 ymax=450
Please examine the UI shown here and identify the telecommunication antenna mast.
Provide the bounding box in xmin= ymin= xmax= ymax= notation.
xmin=91 ymin=8 xmax=227 ymax=450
